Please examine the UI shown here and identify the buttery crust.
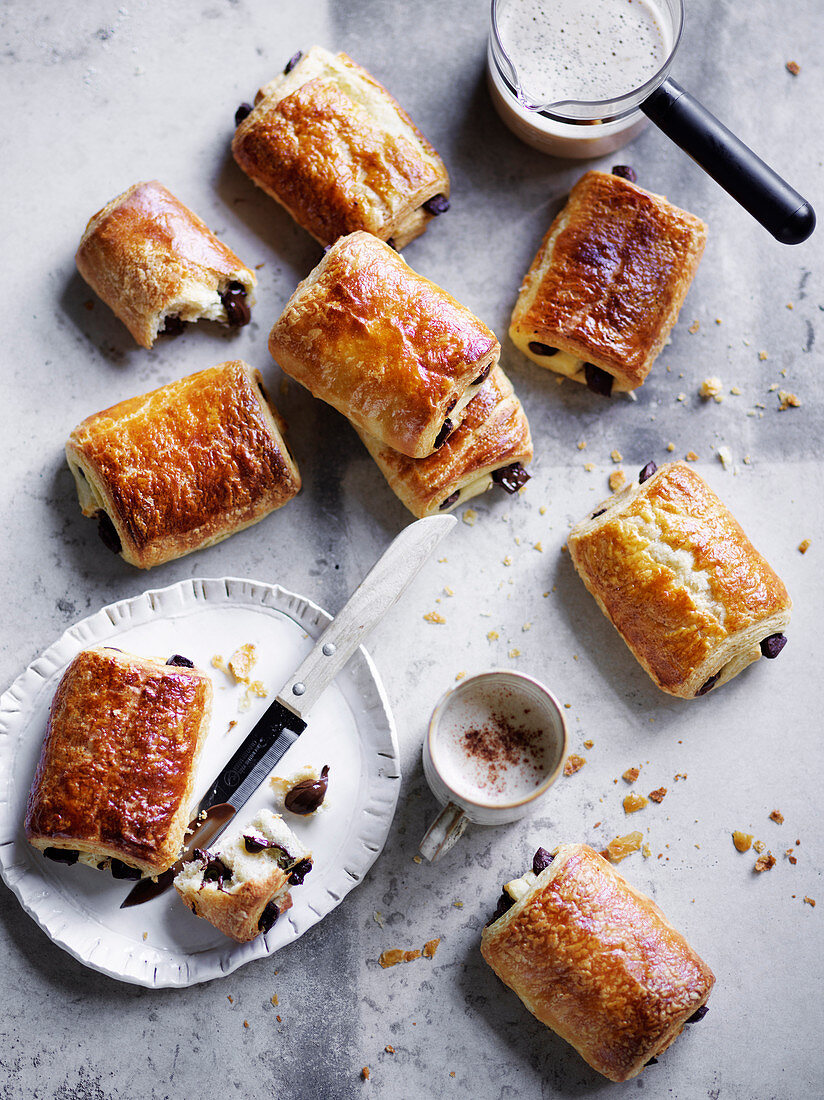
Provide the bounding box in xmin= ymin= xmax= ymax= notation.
xmin=25 ymin=646 xmax=212 ymax=876
xmin=75 ymin=180 xmax=256 ymax=348
xmin=269 ymin=231 xmax=500 ymax=458
xmin=480 ymin=844 xmax=715 ymax=1082
xmin=510 ymin=171 xmax=707 ymax=392
xmin=567 ymin=462 xmax=792 ymax=698
xmin=174 ymin=810 xmax=311 ymax=943
xmin=356 ymin=365 xmax=533 ymax=517
xmin=232 ymin=46 xmax=450 ymax=249
xmin=66 ymin=360 xmax=301 ymax=569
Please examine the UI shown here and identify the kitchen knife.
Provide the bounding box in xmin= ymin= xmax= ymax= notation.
xmin=121 ymin=514 xmax=455 ymax=907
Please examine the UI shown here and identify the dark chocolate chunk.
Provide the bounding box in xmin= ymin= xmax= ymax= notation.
xmin=243 ymin=834 xmax=268 ymax=854
xmin=234 ymin=102 xmax=253 ymax=126
xmin=760 ymin=633 xmax=787 ymax=659
xmin=258 ymin=901 xmax=280 ymax=933
xmin=160 ymin=314 xmax=184 ymax=337
xmin=611 ymin=165 xmax=638 ymax=182
xmin=220 ymin=282 xmax=251 ymax=327
xmin=472 ymin=362 xmax=492 ymax=386
xmin=434 ymin=418 xmax=454 ymax=449
xmin=110 ymin=859 xmax=142 ymax=880
xmin=166 ymin=654 xmax=194 ymax=668
xmin=423 ymin=193 xmax=450 ymax=216
xmin=584 ymin=362 xmax=613 ymax=397
xmin=284 ymin=50 xmax=302 ymax=74
xmin=486 ymin=890 xmax=515 ymax=926
xmin=95 ymin=511 xmax=122 ymax=555
xmin=687 ymin=1005 xmax=709 ymax=1023
xmin=386 ymin=237 xmax=397 ymax=250
xmin=43 ymin=847 xmax=79 ymax=865
xmin=696 ymin=671 xmax=721 ymax=696
xmin=527 ymin=342 xmax=558 ymax=357
xmin=439 ymin=490 xmax=460 ymax=510
xmin=591 ymin=508 xmax=606 ymax=519
xmin=491 ymin=462 xmax=531 ymax=494
xmin=532 ymin=847 xmax=554 ymax=874
xmin=645 ymin=1057 xmax=659 ymax=1066
xmin=198 ymin=851 xmax=232 ymax=891
xmin=288 ymin=858 xmax=313 ymax=886
xmin=639 ymin=461 xmax=658 ymax=484
xmin=285 ymin=765 xmax=330 ymax=815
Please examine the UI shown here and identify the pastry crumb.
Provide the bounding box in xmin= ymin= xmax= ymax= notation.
xmin=754 ymin=839 xmax=766 ymax=854
xmin=583 ymin=462 xmax=595 ymax=472
xmin=689 ymin=320 xmax=700 ymax=333
xmin=455 ymin=670 xmax=466 ymax=681
xmin=379 ymin=949 xmax=406 ymax=969
xmin=577 ymin=440 xmax=587 ymax=450
xmin=649 ymin=787 xmax=667 ymax=803
xmin=803 ymin=896 xmax=816 ymax=907
xmin=786 ymin=59 xmax=801 ymax=75
xmin=443 ymin=586 xmax=454 ymax=597
xmin=623 ymin=792 xmax=648 ymax=814
xmin=642 ymin=843 xmax=652 ymax=859
xmin=758 ymin=350 xmax=769 ymax=361
xmin=730 ymin=385 xmax=743 ymax=395
xmin=674 ymin=772 xmax=688 ymax=782
xmin=462 ymin=509 xmax=478 ymax=526
xmin=508 ymin=648 xmax=521 ymax=658
xmin=502 ymin=555 xmax=512 ymax=566
xmin=699 ymin=377 xmax=722 ymax=399
xmin=716 ymin=445 xmax=733 ymax=470
xmin=539 ymin=505 xmax=547 ymax=515
xmin=798 ymin=539 xmax=811 ymax=554
xmin=609 ymin=469 xmax=627 ymax=492
xmin=666 ymin=442 xmax=676 ymax=452
xmin=685 ymin=450 xmax=699 ymax=461
xmin=422 ymin=938 xmax=441 ymax=958
xmin=373 ymin=911 xmax=384 ymax=928
xmin=754 ymin=852 xmax=776 ymax=873
xmin=452 ymin=900 xmax=464 ymax=909
xmin=785 ymin=849 xmax=798 ymax=865
xmin=610 ymin=449 xmax=623 ymax=463
xmin=778 ymin=390 xmax=801 ymax=410
xmin=533 ymin=541 xmax=544 ymax=552
xmin=424 ymin=612 xmax=446 ymax=624
xmin=142 ymin=931 xmax=148 ymax=941
xmin=412 ymin=854 xmax=422 ymax=864
xmin=271 ymin=994 xmax=278 ymax=1006
xmin=564 ymin=754 xmax=586 ymax=776
xmin=487 ymin=630 xmax=499 ymax=641
xmin=243 ymin=1020 xmax=249 ymax=1029
xmin=769 ymin=810 xmax=784 ymax=825
xmin=583 ymin=739 xmax=594 ymax=749
xmin=622 ymin=766 xmax=641 ymax=784
xmin=601 ymin=832 xmax=643 ymax=862
xmin=228 ymin=643 xmax=257 ymax=683
xmin=733 ymin=831 xmax=753 ymax=852
xmin=361 ymin=1067 xmax=370 ymax=1081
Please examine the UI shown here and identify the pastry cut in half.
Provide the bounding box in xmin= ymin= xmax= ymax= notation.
xmin=269 ymin=231 xmax=500 ymax=458
xmin=356 ymin=364 xmax=533 ymax=517
xmin=481 ymin=843 xmax=715 ymax=1082
xmin=174 ymin=809 xmax=313 ymax=942
xmin=76 ymin=180 xmax=256 ymax=348
xmin=232 ymin=45 xmax=450 ymax=249
xmin=66 ymin=360 xmax=301 ymax=569
xmin=25 ymin=647 xmax=212 ymax=878
xmin=510 ymin=170 xmax=707 ymax=394
xmin=567 ymin=461 xmax=791 ymax=698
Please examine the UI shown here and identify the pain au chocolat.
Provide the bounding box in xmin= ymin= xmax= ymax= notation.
xmin=25 ymin=647 xmax=212 ymax=877
xmin=232 ymin=46 xmax=450 ymax=249
xmin=510 ymin=170 xmax=707 ymax=395
xmin=175 ymin=809 xmax=312 ymax=943
xmin=269 ymin=232 xmax=500 ymax=458
xmin=567 ymin=461 xmax=791 ymax=698
xmin=76 ymin=180 xmax=256 ymax=349
xmin=481 ymin=844 xmax=715 ymax=1082
xmin=355 ymin=364 xmax=533 ymax=517
xmin=66 ymin=360 xmax=301 ymax=569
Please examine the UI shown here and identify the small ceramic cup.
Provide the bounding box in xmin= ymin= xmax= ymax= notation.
xmin=419 ymin=670 xmax=567 ymax=862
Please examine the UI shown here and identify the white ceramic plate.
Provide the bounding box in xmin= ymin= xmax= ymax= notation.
xmin=0 ymin=577 xmax=399 ymax=988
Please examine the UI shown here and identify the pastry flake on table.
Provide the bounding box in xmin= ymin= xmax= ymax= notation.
xmin=480 ymin=843 xmax=714 ymax=1082
xmin=232 ymin=45 xmax=450 ymax=249
xmin=75 ymin=180 xmax=256 ymax=348
xmin=509 ymin=169 xmax=707 ymax=395
xmin=567 ymin=461 xmax=791 ymax=698
xmin=66 ymin=360 xmax=301 ymax=569
xmin=269 ymin=231 xmax=500 ymax=458
xmin=174 ymin=809 xmax=312 ymax=942
xmin=355 ymin=364 xmax=533 ymax=517
xmin=24 ymin=646 xmax=212 ymax=878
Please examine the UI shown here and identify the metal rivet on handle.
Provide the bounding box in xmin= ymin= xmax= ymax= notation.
xmin=292 ymin=682 xmax=306 ymax=696
xmin=322 ymin=642 xmax=336 ymax=656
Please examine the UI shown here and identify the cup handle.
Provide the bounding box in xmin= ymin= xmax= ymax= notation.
xmin=641 ymin=78 xmax=815 ymax=244
xmin=418 ymin=802 xmax=469 ymax=862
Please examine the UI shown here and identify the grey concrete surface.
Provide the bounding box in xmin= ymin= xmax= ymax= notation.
xmin=1 ymin=1 xmax=822 ymax=1097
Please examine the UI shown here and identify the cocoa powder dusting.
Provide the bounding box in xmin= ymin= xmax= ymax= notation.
xmin=459 ymin=711 xmax=547 ymax=794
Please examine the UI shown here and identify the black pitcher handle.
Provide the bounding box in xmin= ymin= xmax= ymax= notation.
xmin=642 ymin=78 xmax=815 ymax=245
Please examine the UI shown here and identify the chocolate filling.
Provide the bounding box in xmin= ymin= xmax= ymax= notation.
xmin=166 ymin=654 xmax=194 ymax=668
xmin=434 ymin=418 xmax=454 ymax=449
xmin=645 ymin=1057 xmax=659 ymax=1067
xmin=486 ymin=890 xmax=515 ymax=926
xmin=527 ymin=342 xmax=558 ymax=357
xmin=258 ymin=901 xmax=280 ymax=933
xmin=696 ymin=671 xmax=721 ymax=696
xmin=241 ymin=836 xmax=294 ymax=870
xmin=687 ymin=1005 xmax=709 ymax=1023
xmin=234 ymin=102 xmax=253 ymax=126
xmin=491 ymin=463 xmax=531 ymax=494
xmin=422 ymin=193 xmax=450 ymax=216
xmin=760 ymin=633 xmax=787 ymax=659
xmin=284 ymin=765 xmax=330 ymax=815
xmin=288 ymin=858 xmax=313 ymax=886
xmin=43 ymin=847 xmax=79 ymax=865
xmin=532 ymin=848 xmax=554 ymax=874
xmin=386 ymin=237 xmax=398 ymax=250
xmin=591 ymin=508 xmax=606 ymax=519
xmin=584 ymin=362 xmax=613 ymax=397
xmin=220 ymin=282 xmax=251 ymax=327
xmin=439 ymin=490 xmax=460 ymax=510
xmin=639 ymin=461 xmax=658 ymax=484
xmin=197 ymin=851 xmax=232 ymax=891
xmin=95 ymin=511 xmax=121 ymax=555
xmin=611 ymin=165 xmax=638 ymax=182
xmin=160 ymin=314 xmax=184 ymax=337
xmin=283 ymin=50 xmax=302 ymax=74
xmin=472 ymin=362 xmax=492 ymax=386
xmin=110 ymin=859 xmax=142 ymax=880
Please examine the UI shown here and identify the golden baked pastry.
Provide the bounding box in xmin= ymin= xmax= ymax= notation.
xmin=510 ymin=170 xmax=707 ymax=394
xmin=174 ymin=809 xmax=312 ymax=942
xmin=269 ymin=232 xmax=500 ymax=458
xmin=567 ymin=461 xmax=791 ymax=697
xmin=356 ymin=365 xmax=533 ymax=517
xmin=232 ymin=45 xmax=450 ymax=249
xmin=25 ymin=647 xmax=212 ymax=877
xmin=75 ymin=180 xmax=256 ymax=348
xmin=481 ymin=844 xmax=715 ymax=1082
xmin=66 ymin=360 xmax=301 ymax=569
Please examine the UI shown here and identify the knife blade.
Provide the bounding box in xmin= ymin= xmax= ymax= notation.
xmin=121 ymin=514 xmax=455 ymax=907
